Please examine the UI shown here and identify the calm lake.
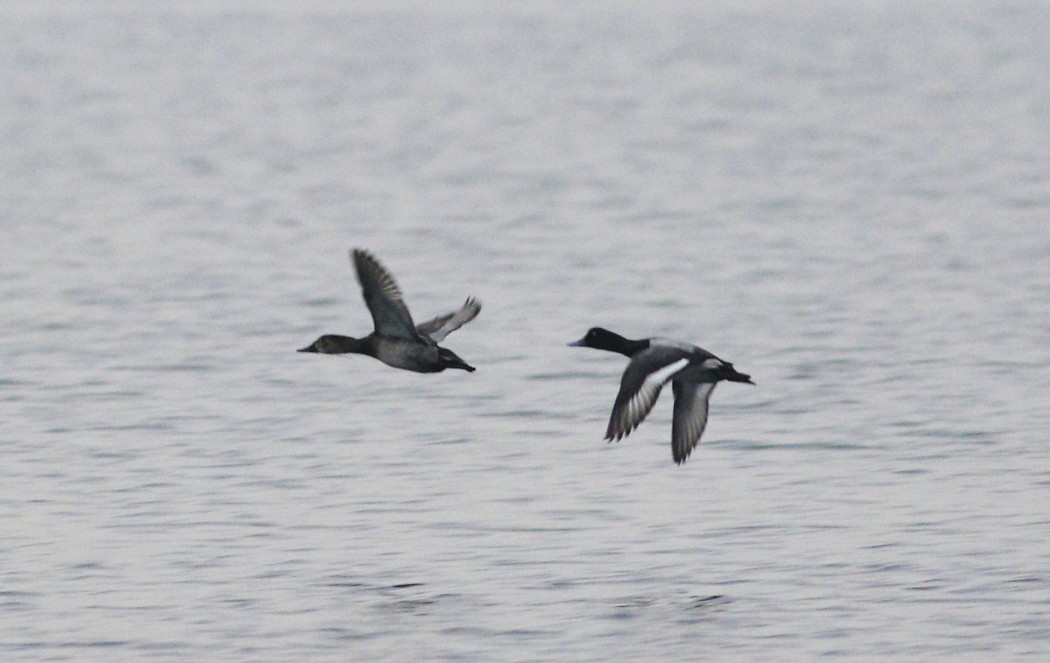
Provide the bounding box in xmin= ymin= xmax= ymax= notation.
xmin=3 ymin=2 xmax=1049 ymax=660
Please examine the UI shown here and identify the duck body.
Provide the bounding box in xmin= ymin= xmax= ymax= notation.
xmin=569 ymin=327 xmax=753 ymax=464
xmin=298 ymin=333 xmax=474 ymax=373
xmin=298 ymin=250 xmax=479 ymax=374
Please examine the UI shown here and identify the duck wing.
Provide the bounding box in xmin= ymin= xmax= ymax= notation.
xmin=671 ymin=380 xmax=717 ymax=464
xmin=351 ymin=249 xmax=423 ymax=341
xmin=415 ymin=297 xmax=482 ymax=342
xmin=605 ymin=349 xmax=692 ymax=442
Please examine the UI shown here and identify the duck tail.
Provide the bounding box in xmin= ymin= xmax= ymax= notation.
xmin=438 ymin=347 xmax=476 ymax=373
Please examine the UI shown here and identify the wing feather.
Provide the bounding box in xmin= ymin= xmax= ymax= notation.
xmin=415 ymin=297 xmax=482 ymax=342
xmin=671 ymin=380 xmax=716 ymax=464
xmin=351 ymin=250 xmax=423 ymax=341
xmin=605 ymin=354 xmax=690 ymax=442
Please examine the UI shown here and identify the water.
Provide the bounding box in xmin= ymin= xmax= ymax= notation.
xmin=3 ymin=2 xmax=1049 ymax=660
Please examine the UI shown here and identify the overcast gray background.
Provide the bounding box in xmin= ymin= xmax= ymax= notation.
xmin=3 ymin=2 xmax=1049 ymax=661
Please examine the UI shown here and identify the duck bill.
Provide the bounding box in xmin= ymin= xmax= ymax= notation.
xmin=297 ymin=344 xmax=318 ymax=353
xmin=567 ymin=337 xmax=586 ymax=347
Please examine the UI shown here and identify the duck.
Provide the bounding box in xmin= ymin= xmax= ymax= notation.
xmin=299 ymin=249 xmax=480 ymax=373
xmin=568 ymin=327 xmax=753 ymax=464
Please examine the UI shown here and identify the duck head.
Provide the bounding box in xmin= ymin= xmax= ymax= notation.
xmin=568 ymin=327 xmax=647 ymax=357
xmin=297 ymin=335 xmax=360 ymax=354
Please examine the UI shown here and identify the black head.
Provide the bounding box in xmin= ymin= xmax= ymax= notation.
xmin=297 ymin=334 xmax=360 ymax=354
xmin=568 ymin=327 xmax=646 ymax=357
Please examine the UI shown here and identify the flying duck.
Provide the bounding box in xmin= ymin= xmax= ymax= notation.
xmin=299 ymin=249 xmax=480 ymax=373
xmin=569 ymin=327 xmax=753 ymax=464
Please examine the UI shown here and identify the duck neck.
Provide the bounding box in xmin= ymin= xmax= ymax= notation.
xmin=326 ymin=335 xmax=375 ymax=356
xmin=588 ymin=330 xmax=648 ymax=356
xmin=619 ymin=337 xmax=650 ymax=357
xmin=599 ymin=333 xmax=649 ymax=357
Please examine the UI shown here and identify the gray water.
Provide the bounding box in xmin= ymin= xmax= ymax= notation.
xmin=3 ymin=3 xmax=1049 ymax=660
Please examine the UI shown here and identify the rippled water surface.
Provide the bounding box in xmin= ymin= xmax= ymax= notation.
xmin=3 ymin=2 xmax=1049 ymax=660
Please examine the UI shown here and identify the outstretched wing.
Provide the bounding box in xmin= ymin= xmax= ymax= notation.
xmin=416 ymin=297 xmax=482 ymax=342
xmin=671 ymin=380 xmax=716 ymax=464
xmin=351 ymin=249 xmax=423 ymax=341
xmin=605 ymin=350 xmax=691 ymax=442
